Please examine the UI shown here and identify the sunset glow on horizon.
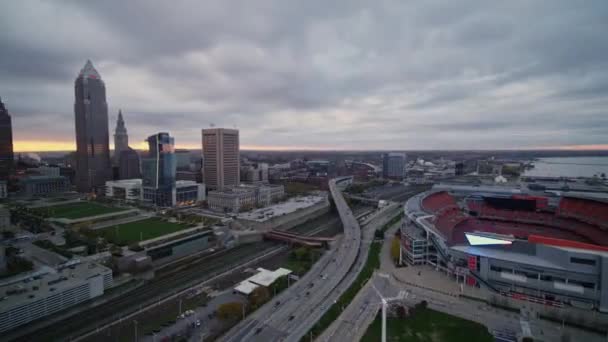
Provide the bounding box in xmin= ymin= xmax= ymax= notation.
xmin=14 ymin=140 xmax=608 ymax=153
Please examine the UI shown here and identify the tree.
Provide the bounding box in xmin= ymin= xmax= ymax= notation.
xmin=217 ymin=302 xmax=244 ymax=320
xmin=292 ymin=247 xmax=310 ymax=261
xmin=249 ymin=286 xmax=270 ymax=308
xmin=390 ymin=237 xmax=400 ymax=263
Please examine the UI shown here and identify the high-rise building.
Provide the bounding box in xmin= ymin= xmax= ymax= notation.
xmin=113 ymin=109 xmax=129 ymax=165
xmin=0 ymin=98 xmax=14 ymax=181
xmin=382 ymin=152 xmax=406 ymax=180
xmin=74 ymin=60 xmax=111 ymax=193
xmin=141 ymin=132 xmax=176 ymax=206
xmin=119 ymin=147 xmax=141 ymax=179
xmin=202 ymin=128 xmax=239 ymax=190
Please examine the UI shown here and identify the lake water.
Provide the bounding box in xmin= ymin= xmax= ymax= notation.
xmin=523 ymin=157 xmax=608 ymax=178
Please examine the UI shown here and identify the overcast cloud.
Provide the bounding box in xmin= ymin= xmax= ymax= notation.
xmin=1 ymin=0 xmax=608 ymax=150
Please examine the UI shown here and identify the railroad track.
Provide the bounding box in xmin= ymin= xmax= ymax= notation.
xmin=12 ymin=243 xmax=282 ymax=342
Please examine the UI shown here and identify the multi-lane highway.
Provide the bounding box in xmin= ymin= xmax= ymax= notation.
xmin=219 ymin=177 xmax=362 ymax=342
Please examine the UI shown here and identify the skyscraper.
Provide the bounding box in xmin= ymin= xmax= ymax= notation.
xmin=382 ymin=152 xmax=406 ymax=180
xmin=202 ymin=128 xmax=239 ymax=190
xmin=0 ymin=98 xmax=14 ymax=181
xmin=113 ymin=109 xmax=128 ymax=165
xmin=119 ymin=148 xmax=141 ymax=180
xmin=142 ymin=132 xmax=176 ymax=206
xmin=74 ymin=60 xmax=111 ymax=192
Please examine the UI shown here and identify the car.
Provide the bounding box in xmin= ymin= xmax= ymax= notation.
xmin=288 ymin=315 xmax=295 ymax=321
xmin=255 ymin=327 xmax=263 ymax=334
xmin=274 ymin=300 xmax=280 ymax=306
xmin=305 ymin=291 xmax=310 ymax=296
xmin=195 ymin=320 xmax=201 ymax=327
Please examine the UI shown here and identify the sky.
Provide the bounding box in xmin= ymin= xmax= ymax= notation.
xmin=1 ymin=1 xmax=608 ymax=152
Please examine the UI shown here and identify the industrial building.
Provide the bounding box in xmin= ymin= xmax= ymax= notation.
xmin=0 ymin=260 xmax=113 ymax=332
xmin=402 ymin=185 xmax=608 ymax=312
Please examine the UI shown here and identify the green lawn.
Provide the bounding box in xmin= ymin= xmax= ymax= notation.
xmin=36 ymin=202 xmax=128 ymax=219
xmin=361 ymin=308 xmax=493 ymax=342
xmin=99 ymin=218 xmax=192 ymax=244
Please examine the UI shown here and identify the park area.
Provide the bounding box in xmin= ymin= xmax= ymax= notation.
xmin=98 ymin=217 xmax=193 ymax=245
xmin=361 ymin=307 xmax=493 ymax=342
xmin=35 ymin=202 xmax=128 ymax=219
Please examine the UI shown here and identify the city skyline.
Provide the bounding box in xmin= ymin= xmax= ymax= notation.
xmin=2 ymin=1 xmax=608 ymax=152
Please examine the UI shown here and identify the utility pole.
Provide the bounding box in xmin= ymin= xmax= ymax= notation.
xmin=179 ymin=298 xmax=183 ymax=316
xmin=134 ymin=320 xmax=138 ymax=342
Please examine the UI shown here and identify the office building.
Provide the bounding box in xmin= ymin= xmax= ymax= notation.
xmin=113 ymin=110 xmax=129 ymax=165
xmin=19 ymin=176 xmax=70 ymax=197
xmin=382 ymin=152 xmax=406 ymax=179
xmin=73 ymin=60 xmax=111 ymax=193
xmin=202 ymin=128 xmax=239 ymax=189
xmin=0 ymin=261 xmax=112 ymax=332
xmin=141 ymin=133 xmax=176 ymax=207
xmin=0 ymin=98 xmax=14 ymax=181
xmin=118 ymin=147 xmax=141 ymax=180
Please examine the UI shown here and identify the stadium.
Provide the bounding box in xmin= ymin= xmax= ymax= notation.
xmin=401 ymin=185 xmax=608 ymax=312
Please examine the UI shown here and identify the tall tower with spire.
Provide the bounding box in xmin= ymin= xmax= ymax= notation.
xmin=0 ymin=97 xmax=14 ymax=181
xmin=74 ymin=60 xmax=111 ymax=193
xmin=114 ymin=109 xmax=129 ymax=164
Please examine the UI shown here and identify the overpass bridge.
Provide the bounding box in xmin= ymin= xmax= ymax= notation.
xmin=264 ymin=229 xmax=334 ymax=247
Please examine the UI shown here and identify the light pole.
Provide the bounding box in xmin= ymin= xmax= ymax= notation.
xmin=133 ymin=320 xmax=138 ymax=342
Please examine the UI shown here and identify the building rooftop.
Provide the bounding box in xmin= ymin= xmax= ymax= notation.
xmin=451 ymin=245 xmax=567 ymax=271
xmin=234 ymin=267 xmax=292 ymax=295
xmin=237 ymin=195 xmax=326 ymax=222
xmin=0 ymin=260 xmax=111 ymax=312
xmin=106 ymin=179 xmax=143 ymax=186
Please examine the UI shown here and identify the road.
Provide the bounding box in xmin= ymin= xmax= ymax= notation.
xmin=219 ymin=177 xmax=362 ymax=342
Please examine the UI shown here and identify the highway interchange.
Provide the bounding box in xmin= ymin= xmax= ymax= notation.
xmin=220 ymin=177 xmax=364 ymax=342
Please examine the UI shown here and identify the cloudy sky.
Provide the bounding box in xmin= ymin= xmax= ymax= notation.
xmin=2 ymin=1 xmax=608 ymax=151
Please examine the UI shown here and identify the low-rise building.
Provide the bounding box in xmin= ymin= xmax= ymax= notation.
xmin=105 ymin=179 xmax=205 ymax=206
xmin=105 ymin=179 xmax=143 ymax=202
xmin=176 ymin=180 xmax=205 ymax=206
xmin=0 ymin=260 xmax=113 ymax=332
xmin=207 ymin=184 xmax=285 ymax=213
xmin=19 ymin=175 xmax=70 ymax=197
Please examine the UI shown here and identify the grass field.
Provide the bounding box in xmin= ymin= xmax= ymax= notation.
xmin=99 ymin=218 xmax=192 ymax=244
xmin=36 ymin=202 xmax=128 ymax=219
xmin=361 ymin=308 xmax=493 ymax=342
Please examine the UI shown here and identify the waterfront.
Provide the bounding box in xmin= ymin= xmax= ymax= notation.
xmin=524 ymin=157 xmax=608 ymax=178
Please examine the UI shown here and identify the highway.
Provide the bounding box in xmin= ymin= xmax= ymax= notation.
xmin=219 ymin=177 xmax=362 ymax=342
